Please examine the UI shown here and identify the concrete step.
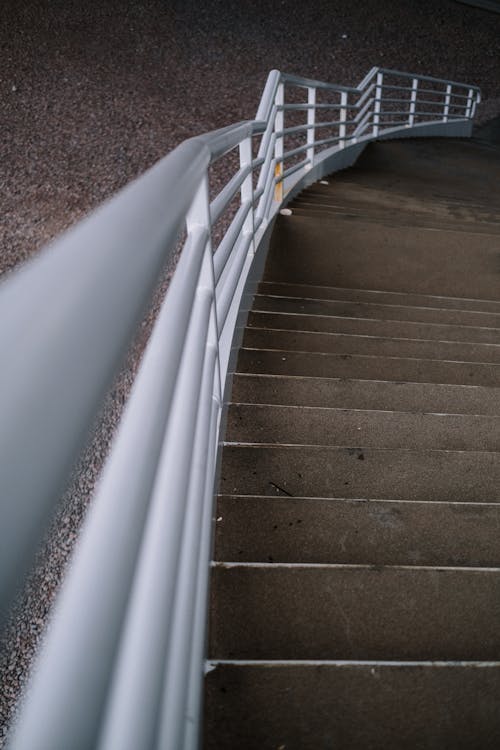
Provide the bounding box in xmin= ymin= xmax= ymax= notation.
xmin=215 ymin=496 xmax=500 ymax=567
xmin=226 ymin=404 xmax=500 ymax=451
xmin=254 ymin=293 xmax=500 ymax=328
xmin=248 ymin=309 xmax=500 ymax=345
xmin=257 ymin=281 xmax=500 ymax=314
xmin=219 ymin=445 xmax=500 ymax=502
xmin=237 ymin=349 xmax=500 ymax=388
xmin=288 ymin=203 xmax=500 ymax=236
xmin=296 ymin=181 xmax=500 ymax=224
xmin=231 ymin=374 xmax=500 ymax=415
xmin=338 ymin=139 xmax=500 ymax=205
xmin=209 ymin=564 xmax=500 ymax=660
xmin=243 ymin=327 xmax=500 ymax=364
xmin=264 ymin=214 xmax=500 ymax=298
xmin=204 ymin=662 xmax=500 ymax=750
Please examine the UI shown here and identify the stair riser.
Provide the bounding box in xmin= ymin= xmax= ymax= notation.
xmin=220 ymin=445 xmax=500 ymax=502
xmin=226 ymin=404 xmax=500 ymax=451
xmin=231 ymin=374 xmax=500 ymax=415
xmin=248 ymin=310 xmax=500 ymax=345
xmin=205 ymin=663 xmax=500 ymax=750
xmin=210 ymin=566 xmax=500 ymax=660
xmin=215 ymin=496 xmax=500 ymax=567
xmin=238 ymin=349 xmax=500 ymax=388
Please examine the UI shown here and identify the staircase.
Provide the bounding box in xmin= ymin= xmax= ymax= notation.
xmin=205 ymin=132 xmax=500 ymax=748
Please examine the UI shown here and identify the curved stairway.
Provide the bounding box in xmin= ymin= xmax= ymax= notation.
xmin=205 ymin=132 xmax=500 ymax=749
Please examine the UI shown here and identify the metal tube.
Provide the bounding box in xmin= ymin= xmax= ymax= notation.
xmin=274 ymin=82 xmax=284 ymax=202
xmin=306 ymin=86 xmax=316 ymax=169
xmin=239 ymin=137 xmax=256 ymax=252
xmin=373 ymin=72 xmax=383 ymax=136
xmin=209 ymin=162 xmax=252 ymax=224
xmin=339 ymin=91 xmax=348 ymax=148
xmin=408 ymin=78 xmax=418 ymax=127
xmin=213 ymin=200 xmax=252 ymax=282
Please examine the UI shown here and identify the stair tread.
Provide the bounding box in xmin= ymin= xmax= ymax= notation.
xmin=288 ymin=204 xmax=500 ymax=235
xmin=243 ymin=327 xmax=500 ymax=363
xmin=215 ymin=495 xmax=500 ymax=567
xmin=258 ymin=281 xmax=500 ymax=312
xmin=220 ymin=444 xmax=500 ymax=502
xmin=205 ymin=662 xmax=500 ymax=750
xmin=264 ymin=215 xmax=500 ymax=298
xmin=209 ymin=564 xmax=500 ymax=660
xmin=254 ymin=293 xmax=500 ymax=326
xmin=226 ymin=403 xmax=500 ymax=451
xmin=231 ymin=374 xmax=500 ymax=414
xmin=238 ymin=348 xmax=500 ymax=387
xmin=248 ymin=309 xmax=500 ymax=345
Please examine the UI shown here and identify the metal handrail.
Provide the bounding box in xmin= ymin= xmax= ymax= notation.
xmin=2 ymin=65 xmax=480 ymax=750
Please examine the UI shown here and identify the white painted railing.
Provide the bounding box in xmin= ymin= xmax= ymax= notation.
xmin=2 ymin=67 xmax=480 ymax=749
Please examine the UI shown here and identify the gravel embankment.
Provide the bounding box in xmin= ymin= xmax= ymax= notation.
xmin=1 ymin=0 xmax=500 ymax=743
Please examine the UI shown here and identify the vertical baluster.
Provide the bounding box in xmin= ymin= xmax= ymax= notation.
xmin=408 ymin=78 xmax=418 ymax=128
xmin=443 ymin=84 xmax=452 ymax=123
xmin=186 ymin=175 xmax=220 ymax=391
xmin=339 ymin=91 xmax=347 ymax=148
xmin=274 ymin=82 xmax=284 ymax=202
xmin=465 ymin=87 xmax=474 ymax=119
xmin=372 ymin=71 xmax=383 ymax=137
xmin=306 ymin=86 xmax=316 ymax=170
xmin=239 ymin=136 xmax=255 ymax=252
xmin=470 ymin=90 xmax=480 ymax=120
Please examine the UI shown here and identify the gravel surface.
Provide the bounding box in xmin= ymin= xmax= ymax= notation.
xmin=2 ymin=0 xmax=500 ymax=743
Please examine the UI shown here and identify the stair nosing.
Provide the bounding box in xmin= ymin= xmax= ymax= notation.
xmin=228 ymin=402 xmax=500 ymax=419
xmin=211 ymin=561 xmax=500 ymax=572
xmin=223 ymin=442 xmax=500 ymax=457
xmin=207 ymin=658 xmax=500 ymax=667
xmin=233 ymin=372 xmax=500 ymax=393
xmin=218 ymin=494 xmax=500 ymax=508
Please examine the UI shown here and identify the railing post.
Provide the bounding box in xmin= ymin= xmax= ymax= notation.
xmin=339 ymin=91 xmax=347 ymax=148
xmin=186 ymin=175 xmax=220 ymax=392
xmin=470 ymin=90 xmax=480 ymax=120
xmin=239 ymin=136 xmax=256 ymax=252
xmin=306 ymin=86 xmax=316 ymax=170
xmin=465 ymin=87 xmax=474 ymax=119
xmin=443 ymin=84 xmax=452 ymax=123
xmin=274 ymin=82 xmax=284 ymax=202
xmin=408 ymin=77 xmax=418 ymax=128
xmin=372 ymin=71 xmax=383 ymax=137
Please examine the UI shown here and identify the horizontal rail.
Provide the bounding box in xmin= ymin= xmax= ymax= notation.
xmin=279 ymin=157 xmax=311 ymax=181
xmin=378 ymin=66 xmax=480 ymax=91
xmin=278 ymin=102 xmax=358 ymax=111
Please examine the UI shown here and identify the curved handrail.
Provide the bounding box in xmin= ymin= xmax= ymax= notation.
xmin=3 ymin=66 xmax=480 ymax=750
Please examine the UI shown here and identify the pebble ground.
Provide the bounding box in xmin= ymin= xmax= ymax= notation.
xmin=2 ymin=0 xmax=500 ymax=743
